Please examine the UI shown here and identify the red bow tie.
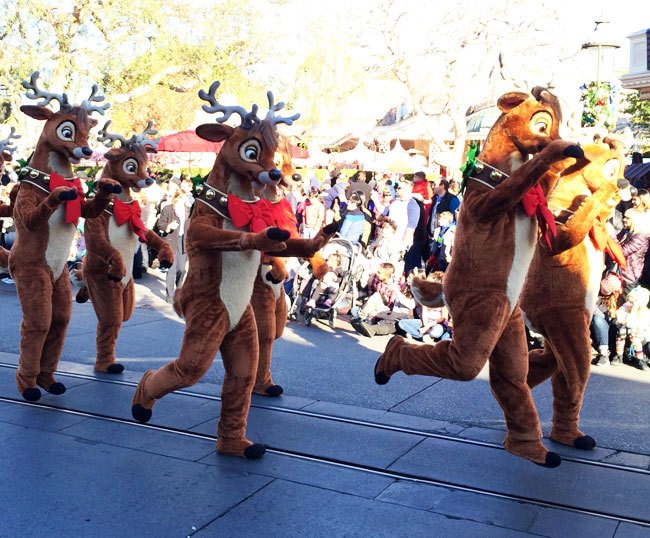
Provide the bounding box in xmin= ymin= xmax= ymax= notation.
xmin=227 ymin=195 xmax=276 ymax=233
xmin=266 ymin=197 xmax=300 ymax=239
xmin=49 ymin=173 xmax=85 ymax=226
xmin=590 ymin=218 xmax=626 ymax=268
xmin=520 ymin=184 xmax=557 ymax=249
xmin=112 ymin=199 xmax=147 ymax=242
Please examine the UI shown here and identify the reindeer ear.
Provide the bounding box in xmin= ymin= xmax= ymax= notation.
xmin=20 ymin=105 xmax=53 ymax=121
xmin=1 ymin=151 xmax=12 ymax=162
xmin=496 ymin=92 xmax=530 ymax=113
xmin=196 ymin=123 xmax=233 ymax=142
xmin=104 ymin=148 xmax=123 ymax=161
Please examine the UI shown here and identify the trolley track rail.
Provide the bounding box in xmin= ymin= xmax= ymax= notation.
xmin=1 ymin=363 xmax=649 ymax=529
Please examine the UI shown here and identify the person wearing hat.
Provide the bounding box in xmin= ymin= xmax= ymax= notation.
xmin=590 ymin=271 xmax=624 ymax=366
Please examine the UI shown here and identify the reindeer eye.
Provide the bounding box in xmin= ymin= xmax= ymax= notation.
xmin=240 ymin=140 xmax=261 ymax=162
xmin=122 ymin=157 xmax=138 ymax=175
xmin=602 ymin=159 xmax=620 ymax=180
xmin=57 ymin=121 xmax=76 ymax=141
xmin=530 ymin=112 xmax=552 ymax=135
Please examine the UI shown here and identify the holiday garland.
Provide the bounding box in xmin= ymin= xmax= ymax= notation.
xmin=580 ymin=81 xmax=619 ymax=129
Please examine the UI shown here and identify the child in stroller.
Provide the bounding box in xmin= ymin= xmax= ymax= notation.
xmin=288 ymin=237 xmax=360 ymax=328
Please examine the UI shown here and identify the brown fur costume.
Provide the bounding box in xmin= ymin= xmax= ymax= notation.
xmin=10 ymin=72 xmax=121 ymax=401
xmin=520 ymin=138 xmax=627 ymax=450
xmin=251 ymin=138 xmax=334 ymax=396
xmin=131 ymin=82 xmax=333 ymax=459
xmin=78 ymin=121 xmax=174 ymax=373
xmin=0 ymin=127 xmax=21 ymax=267
xmin=375 ymin=87 xmax=584 ymax=467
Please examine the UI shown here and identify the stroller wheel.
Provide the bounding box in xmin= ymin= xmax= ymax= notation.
xmin=329 ymin=310 xmax=337 ymax=329
xmin=304 ymin=312 xmax=313 ymax=326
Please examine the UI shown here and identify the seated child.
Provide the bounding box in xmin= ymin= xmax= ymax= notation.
xmin=303 ymin=252 xmax=343 ymax=309
xmin=397 ymin=270 xmax=452 ymax=342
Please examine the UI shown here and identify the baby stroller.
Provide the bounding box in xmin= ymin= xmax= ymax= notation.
xmin=288 ymin=237 xmax=362 ymax=328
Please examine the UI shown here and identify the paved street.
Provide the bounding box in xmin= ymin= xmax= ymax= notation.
xmin=1 ymin=268 xmax=649 ymax=536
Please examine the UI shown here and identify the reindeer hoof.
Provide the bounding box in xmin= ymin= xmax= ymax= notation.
xmin=105 ymin=363 xmax=125 ymax=374
xmin=243 ymin=443 xmax=266 ymax=459
xmin=564 ymin=145 xmax=584 ymax=159
xmin=46 ymin=382 xmax=66 ymax=395
xmin=534 ymin=451 xmax=561 ymax=468
xmin=22 ymin=387 xmax=42 ymax=402
xmin=132 ymin=404 xmax=152 ymax=423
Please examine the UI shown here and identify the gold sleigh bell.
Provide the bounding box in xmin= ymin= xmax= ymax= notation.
xmin=490 ymin=169 xmax=504 ymax=181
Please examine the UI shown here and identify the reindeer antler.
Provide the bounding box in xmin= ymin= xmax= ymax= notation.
xmin=0 ymin=126 xmax=21 ymax=156
xmin=199 ymin=81 xmax=261 ymax=130
xmin=97 ymin=120 xmax=129 ymax=148
xmin=81 ymin=84 xmax=110 ymax=115
xmin=98 ymin=120 xmax=160 ymax=151
xmin=22 ymin=71 xmax=71 ymax=111
xmin=22 ymin=71 xmax=110 ymax=115
xmin=132 ymin=120 xmax=160 ymax=151
xmin=265 ymin=91 xmax=300 ymax=126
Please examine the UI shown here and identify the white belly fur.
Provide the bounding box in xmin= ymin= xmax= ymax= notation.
xmin=507 ymin=209 xmax=537 ymax=311
xmin=584 ymin=238 xmax=604 ymax=314
xmin=46 ymin=206 xmax=76 ymax=280
xmin=108 ymin=218 xmax=138 ymax=287
xmin=260 ymin=263 xmax=283 ymax=300
xmin=222 ymin=220 xmax=262 ymax=330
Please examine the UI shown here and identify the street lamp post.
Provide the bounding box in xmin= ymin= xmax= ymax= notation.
xmin=581 ymin=20 xmax=621 ymax=87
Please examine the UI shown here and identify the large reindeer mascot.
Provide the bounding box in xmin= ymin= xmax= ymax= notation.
xmin=521 ymin=137 xmax=627 ymax=451
xmin=252 ymin=136 xmax=335 ymax=397
xmin=0 ymin=127 xmax=21 ymax=267
xmin=10 ymin=71 xmax=121 ymax=401
xmin=132 ymin=81 xmax=334 ymax=458
xmin=375 ymin=87 xmax=584 ymax=467
xmin=78 ymin=121 xmax=174 ymax=374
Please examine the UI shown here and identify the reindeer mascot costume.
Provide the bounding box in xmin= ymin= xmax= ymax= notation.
xmin=0 ymin=127 xmax=21 ymax=268
xmin=132 ymin=82 xmax=335 ymax=458
xmin=77 ymin=121 xmax=174 ymax=374
xmin=10 ymin=71 xmax=121 ymax=401
xmin=252 ymin=136 xmax=334 ymax=397
xmin=521 ymin=137 xmax=628 ymax=451
xmin=375 ymin=87 xmax=584 ymax=467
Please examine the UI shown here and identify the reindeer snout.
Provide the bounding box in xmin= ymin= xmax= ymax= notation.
xmin=258 ymin=168 xmax=283 ymax=186
xmin=72 ymin=147 xmax=93 ymax=159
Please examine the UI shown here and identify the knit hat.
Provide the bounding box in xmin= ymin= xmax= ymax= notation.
xmin=600 ymin=272 xmax=623 ymax=296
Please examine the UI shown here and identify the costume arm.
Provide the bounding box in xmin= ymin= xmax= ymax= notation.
xmin=144 ymin=229 xmax=174 ymax=267
xmin=550 ymin=180 xmax=619 ymax=253
xmin=80 ymin=179 xmax=121 ymax=219
xmin=186 ymin=216 xmax=288 ymax=252
xmin=473 ymin=141 xmax=583 ymax=222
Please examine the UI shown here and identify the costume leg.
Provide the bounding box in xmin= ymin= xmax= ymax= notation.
xmin=86 ymin=276 xmax=124 ymax=372
xmin=251 ymin=276 xmax=281 ymax=396
xmin=375 ymin=292 xmax=512 ymax=381
xmin=14 ymin=268 xmax=53 ymax=396
xmin=489 ymin=306 xmax=558 ymax=466
xmin=122 ymin=279 xmax=135 ymax=322
xmin=36 ymin=272 xmax=72 ymax=390
xmin=543 ymin=309 xmax=595 ymax=449
xmin=131 ymin=298 xmax=229 ymax=417
xmin=527 ymin=341 xmax=558 ymax=388
xmin=217 ymin=305 xmax=263 ymax=458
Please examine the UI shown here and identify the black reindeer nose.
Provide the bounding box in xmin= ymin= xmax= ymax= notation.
xmin=81 ymin=147 xmax=93 ymax=157
xmin=269 ymin=169 xmax=282 ymax=182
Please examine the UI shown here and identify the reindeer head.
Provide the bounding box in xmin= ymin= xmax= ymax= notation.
xmin=97 ymin=120 xmax=159 ymax=195
xmin=481 ymin=86 xmax=563 ymax=173
xmin=195 ymin=81 xmax=300 ymax=201
xmin=549 ymin=136 xmax=627 ymax=214
xmin=20 ymin=71 xmax=110 ymax=177
xmin=0 ymin=126 xmax=21 ymax=174
xmin=258 ymin=135 xmax=302 ymax=203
